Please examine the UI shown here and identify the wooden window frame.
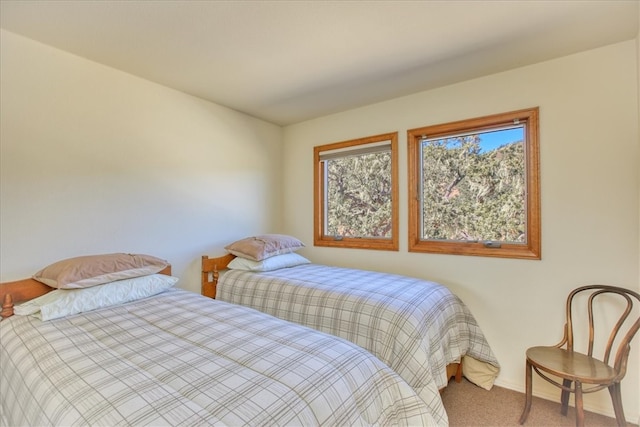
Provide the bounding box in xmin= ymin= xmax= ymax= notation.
xmin=407 ymin=108 xmax=541 ymax=259
xmin=314 ymin=132 xmax=399 ymax=251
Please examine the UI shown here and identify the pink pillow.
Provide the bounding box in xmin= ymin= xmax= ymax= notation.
xmin=33 ymin=253 xmax=169 ymax=289
xmin=225 ymin=234 xmax=304 ymax=261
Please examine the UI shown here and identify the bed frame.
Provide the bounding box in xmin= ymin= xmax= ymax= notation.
xmin=201 ymin=254 xmax=462 ymax=387
xmin=202 ymin=254 xmax=236 ymax=299
xmin=0 ymin=266 xmax=172 ymax=319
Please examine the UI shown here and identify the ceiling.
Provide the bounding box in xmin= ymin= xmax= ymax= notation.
xmin=1 ymin=1 xmax=638 ymax=126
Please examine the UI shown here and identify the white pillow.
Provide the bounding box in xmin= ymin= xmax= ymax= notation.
xmin=227 ymin=252 xmax=310 ymax=272
xmin=14 ymin=274 xmax=178 ymax=321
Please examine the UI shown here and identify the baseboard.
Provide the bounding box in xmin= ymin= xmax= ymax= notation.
xmin=492 ymin=378 xmax=639 ymax=425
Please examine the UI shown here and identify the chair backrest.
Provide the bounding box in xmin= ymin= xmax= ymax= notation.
xmin=564 ymin=285 xmax=640 ymax=379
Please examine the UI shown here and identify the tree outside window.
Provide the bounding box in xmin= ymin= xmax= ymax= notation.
xmin=314 ymin=132 xmax=398 ymax=251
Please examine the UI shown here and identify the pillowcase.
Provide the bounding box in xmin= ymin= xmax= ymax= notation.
xmin=462 ymin=355 xmax=500 ymax=391
xmin=227 ymin=252 xmax=311 ymax=272
xmin=14 ymin=274 xmax=178 ymax=321
xmin=33 ymin=253 xmax=169 ymax=289
xmin=224 ymin=234 xmax=304 ymax=261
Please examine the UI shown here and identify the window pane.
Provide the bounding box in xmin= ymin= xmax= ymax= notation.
xmin=421 ymin=127 xmax=525 ymax=243
xmin=325 ymin=150 xmax=392 ymax=238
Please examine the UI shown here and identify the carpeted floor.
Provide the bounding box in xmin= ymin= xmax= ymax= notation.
xmin=440 ymin=378 xmax=639 ymax=427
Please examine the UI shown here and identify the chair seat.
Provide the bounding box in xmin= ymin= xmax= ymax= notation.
xmin=526 ymin=346 xmax=617 ymax=384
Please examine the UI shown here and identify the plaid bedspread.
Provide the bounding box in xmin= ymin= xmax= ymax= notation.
xmin=0 ymin=288 xmax=443 ymax=426
xmin=218 ymin=264 xmax=500 ymax=405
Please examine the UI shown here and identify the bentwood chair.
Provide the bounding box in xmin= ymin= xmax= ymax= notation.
xmin=519 ymin=285 xmax=640 ymax=427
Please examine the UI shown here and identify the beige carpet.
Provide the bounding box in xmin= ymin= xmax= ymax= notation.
xmin=440 ymin=378 xmax=638 ymax=427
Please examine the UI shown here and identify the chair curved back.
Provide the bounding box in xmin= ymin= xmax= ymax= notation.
xmin=563 ymin=285 xmax=640 ymax=380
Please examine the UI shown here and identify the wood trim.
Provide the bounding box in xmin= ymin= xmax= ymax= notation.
xmin=407 ymin=107 xmax=541 ymax=260
xmin=201 ymin=254 xmax=236 ymax=298
xmin=313 ymin=132 xmax=400 ymax=251
xmin=0 ymin=265 xmax=172 ymax=319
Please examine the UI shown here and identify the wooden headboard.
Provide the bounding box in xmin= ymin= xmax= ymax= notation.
xmin=201 ymin=254 xmax=236 ymax=299
xmin=0 ymin=265 xmax=172 ymax=319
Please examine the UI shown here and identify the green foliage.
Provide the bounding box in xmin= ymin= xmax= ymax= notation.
xmin=421 ymin=136 xmax=525 ymax=242
xmin=324 ymin=135 xmax=525 ymax=242
xmin=326 ymin=152 xmax=392 ymax=237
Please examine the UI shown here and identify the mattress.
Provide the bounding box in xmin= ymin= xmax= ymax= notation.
xmin=0 ymin=288 xmax=444 ymax=426
xmin=217 ymin=263 xmax=500 ymax=404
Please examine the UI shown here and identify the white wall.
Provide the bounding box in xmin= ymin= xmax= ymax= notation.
xmin=0 ymin=29 xmax=284 ymax=292
xmin=283 ymin=40 xmax=640 ymax=422
xmin=636 ymin=6 xmax=640 ymax=419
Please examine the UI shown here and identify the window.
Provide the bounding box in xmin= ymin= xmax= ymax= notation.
xmin=407 ymin=108 xmax=540 ymax=259
xmin=314 ymin=132 xmax=398 ymax=251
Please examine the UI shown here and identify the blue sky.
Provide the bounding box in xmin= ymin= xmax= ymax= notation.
xmin=478 ymin=128 xmax=523 ymax=152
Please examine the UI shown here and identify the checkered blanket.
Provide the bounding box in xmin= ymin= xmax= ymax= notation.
xmin=1 ymin=288 xmax=443 ymax=426
xmin=218 ymin=264 xmax=500 ymax=406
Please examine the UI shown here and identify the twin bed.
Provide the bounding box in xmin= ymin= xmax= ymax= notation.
xmin=0 ymin=255 xmax=444 ymax=426
xmin=1 ymin=238 xmax=500 ymax=426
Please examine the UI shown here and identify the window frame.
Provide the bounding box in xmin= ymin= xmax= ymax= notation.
xmin=314 ymin=132 xmax=399 ymax=251
xmin=407 ymin=107 xmax=540 ymax=259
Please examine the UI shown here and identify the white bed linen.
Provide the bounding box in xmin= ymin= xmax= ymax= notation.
xmin=218 ymin=264 xmax=500 ymax=404
xmin=0 ymin=288 xmax=443 ymax=426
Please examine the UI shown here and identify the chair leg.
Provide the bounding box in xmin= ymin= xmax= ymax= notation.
xmin=561 ymin=378 xmax=572 ymax=416
xmin=575 ymin=381 xmax=584 ymax=427
xmin=608 ymin=382 xmax=627 ymax=427
xmin=519 ymin=360 xmax=533 ymax=425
